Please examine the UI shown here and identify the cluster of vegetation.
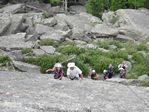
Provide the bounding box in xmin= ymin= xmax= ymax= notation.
xmin=0 ymin=56 xmax=11 ymax=66
xmin=39 ymin=38 xmax=59 ymax=47
xmin=24 ymin=39 xmax=149 ymax=80
xmin=21 ymin=48 xmax=33 ymax=55
xmin=86 ymin=0 xmax=146 ymax=17
xmin=40 ymin=0 xmax=61 ymax=5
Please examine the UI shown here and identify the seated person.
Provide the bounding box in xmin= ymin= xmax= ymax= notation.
xmin=46 ymin=63 xmax=64 ymax=80
xmin=90 ymin=70 xmax=100 ymax=80
xmin=67 ymin=62 xmax=83 ymax=80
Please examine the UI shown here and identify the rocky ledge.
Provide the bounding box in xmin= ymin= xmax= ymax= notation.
xmin=0 ymin=71 xmax=149 ymax=112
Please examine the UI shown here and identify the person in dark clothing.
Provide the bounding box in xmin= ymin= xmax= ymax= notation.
xmin=107 ymin=64 xmax=114 ymax=78
xmin=90 ymin=70 xmax=100 ymax=80
xmin=46 ymin=63 xmax=64 ymax=80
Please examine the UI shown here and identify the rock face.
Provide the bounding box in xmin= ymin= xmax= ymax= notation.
xmin=0 ymin=33 xmax=32 ymax=49
xmin=40 ymin=46 xmax=56 ymax=54
xmin=0 ymin=14 xmax=11 ymax=36
xmin=12 ymin=61 xmax=40 ymax=73
xmin=0 ymin=4 xmax=25 ymax=14
xmin=116 ymin=9 xmax=149 ymax=40
xmin=91 ymin=24 xmax=119 ymax=37
xmin=138 ymin=75 xmax=149 ymax=81
xmin=0 ymin=71 xmax=149 ymax=112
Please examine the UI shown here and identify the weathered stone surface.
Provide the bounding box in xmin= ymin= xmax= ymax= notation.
xmin=0 ymin=4 xmax=25 ymax=14
xmin=55 ymin=13 xmax=100 ymax=39
xmin=0 ymin=71 xmax=148 ymax=112
xmin=41 ymin=17 xmax=57 ymax=27
xmin=138 ymin=75 xmax=149 ymax=81
xmin=34 ymin=24 xmax=52 ymax=35
xmin=8 ymin=50 xmax=23 ymax=60
xmin=33 ymin=49 xmax=45 ymax=55
xmin=0 ymin=33 xmax=32 ymax=49
xmin=7 ymin=14 xmax=25 ymax=34
xmin=12 ymin=61 xmax=40 ymax=73
xmin=0 ymin=14 xmax=11 ymax=36
xmin=91 ymin=24 xmax=119 ymax=37
xmin=40 ymin=46 xmax=55 ymax=54
xmin=116 ymin=9 xmax=149 ymax=40
xmin=70 ymin=5 xmax=86 ymax=13
xmin=116 ymin=34 xmax=134 ymax=41
xmin=102 ymin=11 xmax=117 ymax=26
xmin=107 ymin=78 xmax=141 ymax=86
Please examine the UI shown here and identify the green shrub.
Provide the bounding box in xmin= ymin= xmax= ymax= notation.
xmin=57 ymin=45 xmax=85 ymax=55
xmin=132 ymin=52 xmax=147 ymax=64
xmin=120 ymin=41 xmax=137 ymax=55
xmin=127 ymin=64 xmax=149 ymax=79
xmin=137 ymin=43 xmax=149 ymax=51
xmin=106 ymin=51 xmax=128 ymax=60
xmin=140 ymin=79 xmax=149 ymax=87
xmin=21 ymin=48 xmax=33 ymax=54
xmin=86 ymin=0 xmax=145 ymax=17
xmin=85 ymin=0 xmax=106 ymax=17
xmin=39 ymin=38 xmax=59 ymax=47
xmin=75 ymin=58 xmax=90 ymax=77
xmin=95 ymin=39 xmax=123 ymax=50
xmin=49 ymin=0 xmax=61 ymax=6
xmin=0 ymin=56 xmax=11 ymax=66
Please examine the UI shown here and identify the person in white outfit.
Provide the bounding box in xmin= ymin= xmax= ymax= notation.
xmin=67 ymin=62 xmax=83 ymax=80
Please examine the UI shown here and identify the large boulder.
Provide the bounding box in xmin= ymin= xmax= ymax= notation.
xmin=91 ymin=24 xmax=119 ymax=37
xmin=34 ymin=24 xmax=52 ymax=35
xmin=0 ymin=33 xmax=32 ymax=50
xmin=7 ymin=14 xmax=25 ymax=34
xmin=40 ymin=46 xmax=56 ymax=54
xmin=138 ymin=74 xmax=149 ymax=81
xmin=41 ymin=17 xmax=57 ymax=27
xmin=0 ymin=14 xmax=11 ymax=36
xmin=7 ymin=50 xmax=23 ymax=60
xmin=55 ymin=13 xmax=101 ymax=39
xmin=115 ymin=9 xmax=149 ymax=40
xmin=12 ymin=60 xmax=40 ymax=73
xmin=0 ymin=4 xmax=25 ymax=14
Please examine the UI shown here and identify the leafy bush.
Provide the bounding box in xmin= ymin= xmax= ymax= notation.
xmin=127 ymin=64 xmax=149 ymax=79
xmin=75 ymin=58 xmax=89 ymax=77
xmin=21 ymin=48 xmax=33 ymax=54
xmin=57 ymin=45 xmax=85 ymax=55
xmin=137 ymin=43 xmax=149 ymax=51
xmin=86 ymin=0 xmax=106 ymax=17
xmin=25 ymin=54 xmax=68 ymax=73
xmin=49 ymin=0 xmax=61 ymax=6
xmin=110 ymin=0 xmax=128 ymax=11
xmin=86 ymin=0 xmax=145 ymax=17
xmin=39 ymin=39 xmax=59 ymax=47
xmin=0 ymin=56 xmax=11 ymax=66
xmin=132 ymin=52 xmax=147 ymax=64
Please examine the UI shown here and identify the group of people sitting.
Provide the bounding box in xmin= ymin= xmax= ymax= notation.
xmin=46 ymin=61 xmax=127 ymax=80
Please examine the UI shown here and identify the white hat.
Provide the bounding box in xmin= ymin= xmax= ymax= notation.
xmin=54 ymin=63 xmax=62 ymax=68
xmin=92 ymin=70 xmax=96 ymax=73
xmin=67 ymin=62 xmax=75 ymax=68
xmin=103 ymin=70 xmax=107 ymax=74
xmin=119 ymin=68 xmax=124 ymax=71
